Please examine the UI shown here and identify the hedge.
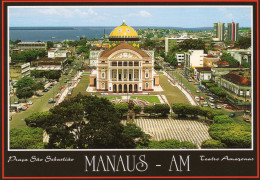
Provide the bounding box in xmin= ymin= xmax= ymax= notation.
xmin=213 ymin=115 xmax=235 ymax=124
xmin=209 ymin=122 xmax=251 ymax=148
xmin=137 ymin=139 xmax=198 ymax=149
xmin=201 ymin=139 xmax=227 ymax=149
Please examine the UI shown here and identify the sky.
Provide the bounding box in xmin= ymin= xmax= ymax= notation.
xmin=9 ymin=6 xmax=252 ymax=28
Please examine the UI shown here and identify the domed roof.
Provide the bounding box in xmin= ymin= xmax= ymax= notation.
xmin=109 ymin=20 xmax=138 ymax=37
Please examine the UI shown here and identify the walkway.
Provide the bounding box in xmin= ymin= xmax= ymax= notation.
xmin=132 ymin=118 xmax=211 ymax=148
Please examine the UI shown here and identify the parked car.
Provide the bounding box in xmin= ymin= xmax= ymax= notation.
xmin=202 ymin=102 xmax=209 ymax=107
xmin=43 ymin=89 xmax=49 ymax=92
xmin=195 ymin=96 xmax=200 ymax=102
xmin=188 ymin=78 xmax=193 ymax=82
xmin=26 ymin=101 xmax=33 ymax=105
xmin=225 ymin=105 xmax=234 ymax=110
xmin=216 ymin=104 xmax=222 ymax=109
xmin=222 ymin=104 xmax=228 ymax=107
xmin=209 ymin=103 xmax=215 ymax=109
xmin=196 ymin=89 xmax=200 ymax=93
xmin=229 ymin=113 xmax=235 ymax=117
xmin=48 ymin=98 xmax=55 ymax=103
xmin=209 ymin=97 xmax=215 ymax=102
xmin=200 ymin=96 xmax=204 ymax=100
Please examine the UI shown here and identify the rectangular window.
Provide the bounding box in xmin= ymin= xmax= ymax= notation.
xmin=246 ymin=90 xmax=250 ymax=96
xmin=240 ymin=90 xmax=243 ymax=96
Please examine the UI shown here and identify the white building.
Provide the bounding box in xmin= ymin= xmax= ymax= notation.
xmin=227 ymin=48 xmax=251 ymax=64
xmin=184 ymin=50 xmax=206 ymax=76
xmin=194 ymin=67 xmax=212 ymax=81
xmin=165 ymin=34 xmax=198 ymax=54
xmin=175 ymin=53 xmax=185 ymax=67
xmin=48 ymin=48 xmax=68 ymax=58
xmin=89 ymin=50 xmax=102 ymax=66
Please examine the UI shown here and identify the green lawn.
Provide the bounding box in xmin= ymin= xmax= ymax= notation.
xmin=130 ymin=96 xmax=160 ymax=103
xmin=102 ymin=96 xmax=122 ymax=100
xmin=70 ymin=75 xmax=90 ymax=97
xmin=159 ymin=75 xmax=189 ymax=105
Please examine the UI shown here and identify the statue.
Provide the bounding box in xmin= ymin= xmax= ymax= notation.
xmin=127 ymin=99 xmax=135 ymax=123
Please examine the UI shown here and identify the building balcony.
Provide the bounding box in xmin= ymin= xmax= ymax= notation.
xmin=110 ymin=78 xmax=140 ymax=82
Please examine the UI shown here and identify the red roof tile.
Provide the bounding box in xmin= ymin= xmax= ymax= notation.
xmin=223 ymin=73 xmax=251 ymax=85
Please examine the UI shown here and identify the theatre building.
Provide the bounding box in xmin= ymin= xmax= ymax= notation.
xmin=89 ymin=21 xmax=159 ymax=93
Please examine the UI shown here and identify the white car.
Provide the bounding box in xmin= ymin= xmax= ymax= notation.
xmin=195 ymin=96 xmax=200 ymax=102
xmin=222 ymin=104 xmax=228 ymax=107
xmin=216 ymin=104 xmax=221 ymax=109
xmin=209 ymin=97 xmax=215 ymax=102
xmin=26 ymin=101 xmax=33 ymax=105
xmin=210 ymin=103 xmax=215 ymax=109
xmin=196 ymin=89 xmax=200 ymax=93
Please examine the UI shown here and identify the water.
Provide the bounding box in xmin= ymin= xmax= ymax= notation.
xmin=9 ymin=26 xmax=213 ymax=42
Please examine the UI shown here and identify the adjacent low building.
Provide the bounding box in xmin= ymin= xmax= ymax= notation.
xmin=220 ymin=72 xmax=251 ymax=110
xmin=184 ymin=50 xmax=206 ymax=76
xmin=194 ymin=67 xmax=212 ymax=82
xmin=203 ymin=54 xmax=220 ymax=67
xmin=175 ymin=53 xmax=185 ymax=68
xmin=227 ymin=48 xmax=252 ymax=64
xmin=9 ymin=62 xmax=30 ymax=81
xmin=17 ymin=42 xmax=47 ymax=50
xmin=31 ymin=57 xmax=68 ymax=71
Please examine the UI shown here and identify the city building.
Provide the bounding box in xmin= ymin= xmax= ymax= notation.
xmin=48 ymin=48 xmax=68 ymax=58
xmin=165 ymin=34 xmax=198 ymax=54
xmin=227 ymin=22 xmax=239 ymax=41
xmin=31 ymin=57 xmax=68 ymax=71
xmin=203 ymin=54 xmax=220 ymax=67
xmin=89 ymin=20 xmax=160 ymax=93
xmin=208 ymin=50 xmax=222 ymax=57
xmin=17 ymin=42 xmax=47 ymax=50
xmin=9 ymin=62 xmax=30 ymax=81
xmin=184 ymin=50 xmax=206 ymax=76
xmin=89 ymin=50 xmax=102 ymax=66
xmin=175 ymin=53 xmax=185 ymax=68
xmin=220 ymin=72 xmax=251 ymax=110
xmin=227 ymin=48 xmax=251 ymax=64
xmin=194 ymin=67 xmax=212 ymax=81
xmin=211 ymin=67 xmax=250 ymax=86
xmin=213 ymin=22 xmax=225 ymax=41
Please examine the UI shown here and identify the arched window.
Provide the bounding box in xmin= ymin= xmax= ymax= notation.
xmin=101 ymin=83 xmax=105 ymax=89
xmin=145 ymin=83 xmax=149 ymax=89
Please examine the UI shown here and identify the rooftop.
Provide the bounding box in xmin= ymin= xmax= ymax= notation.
xmin=195 ymin=67 xmax=212 ymax=72
xmin=223 ymin=72 xmax=251 ymax=86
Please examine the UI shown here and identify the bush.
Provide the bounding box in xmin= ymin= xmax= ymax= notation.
xmin=205 ymin=83 xmax=216 ymax=89
xmin=201 ymin=80 xmax=211 ymax=86
xmin=133 ymin=105 xmax=142 ymax=114
xmin=154 ymin=64 xmax=163 ymax=70
xmin=144 ymin=105 xmax=155 ymax=116
xmin=154 ymin=104 xmax=170 ymax=117
xmin=201 ymin=139 xmax=227 ymax=149
xmin=137 ymin=139 xmax=197 ymax=149
xmin=213 ymin=115 xmax=235 ymax=124
xmin=209 ymin=122 xmax=251 ymax=148
xmin=209 ymin=87 xmax=226 ymax=98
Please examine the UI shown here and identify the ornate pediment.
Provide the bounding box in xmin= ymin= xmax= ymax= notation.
xmin=109 ymin=52 xmax=141 ymax=60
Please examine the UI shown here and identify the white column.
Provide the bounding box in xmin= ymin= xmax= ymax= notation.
xmin=117 ymin=69 xmax=118 ymax=81
xmin=108 ymin=69 xmax=110 ymax=81
xmin=127 ymin=69 xmax=129 ymax=81
xmin=117 ymin=61 xmax=118 ymax=67
xmin=133 ymin=69 xmax=134 ymax=81
xmin=122 ymin=69 xmax=124 ymax=81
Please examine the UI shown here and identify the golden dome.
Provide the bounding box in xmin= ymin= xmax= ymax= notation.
xmin=109 ymin=20 xmax=138 ymax=37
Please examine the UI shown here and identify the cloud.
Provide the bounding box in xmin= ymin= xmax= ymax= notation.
xmin=128 ymin=10 xmax=152 ymax=18
xmin=38 ymin=8 xmax=97 ymax=18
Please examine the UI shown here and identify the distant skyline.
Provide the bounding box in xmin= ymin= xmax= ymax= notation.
xmin=9 ymin=6 xmax=252 ymax=28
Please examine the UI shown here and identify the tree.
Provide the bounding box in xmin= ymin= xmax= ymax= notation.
xmin=25 ymin=111 xmax=53 ymax=128
xmin=142 ymin=39 xmax=156 ymax=49
xmin=40 ymin=94 xmax=144 ymax=149
xmin=144 ymin=105 xmax=155 ymax=116
xmin=241 ymin=61 xmax=251 ymax=68
xmin=201 ymin=139 xmax=227 ymax=149
xmin=16 ymin=77 xmax=37 ymax=99
xmin=47 ymin=41 xmax=54 ymax=49
xmin=154 ymin=104 xmax=170 ymax=117
xmin=209 ymin=87 xmax=226 ymax=98
xmin=164 ymin=54 xmax=178 ymax=67
xmin=10 ymin=128 xmax=44 ymax=149
xmin=236 ymin=37 xmax=251 ymax=49
xmin=114 ymin=103 xmax=129 ymax=118
xmin=178 ymin=39 xmax=205 ymax=51
xmin=220 ymin=52 xmax=240 ymax=67
xmin=133 ymin=105 xmax=142 ymax=114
